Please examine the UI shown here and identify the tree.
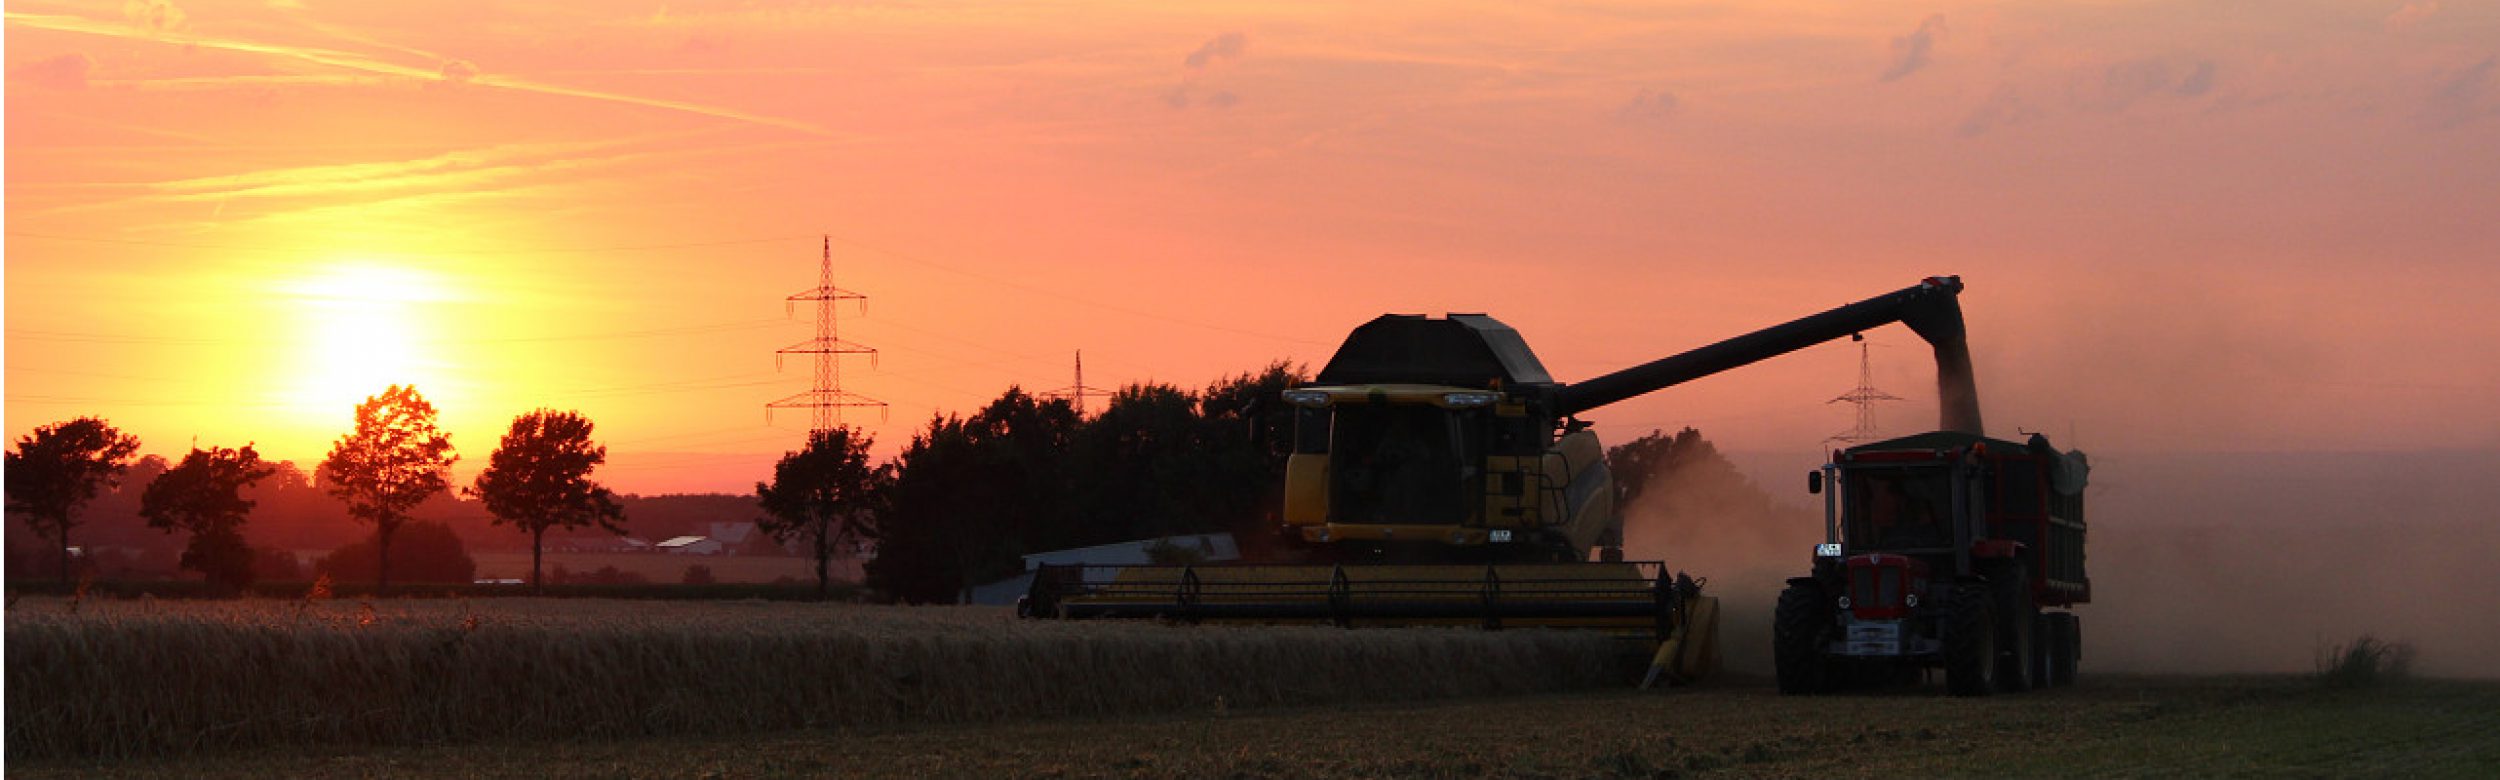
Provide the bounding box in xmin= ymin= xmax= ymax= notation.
xmin=139 ymin=445 xmax=278 ymax=592
xmin=755 ymin=426 xmax=890 ymax=600
xmin=314 ymin=520 xmax=477 ymax=585
xmin=1606 ymin=427 xmax=1721 ymax=509
xmin=5 ymin=417 xmax=143 ymax=583
xmin=469 ymin=409 xmax=625 ymax=588
xmin=1198 ymin=362 xmax=1307 ymax=558
xmin=873 ymin=415 xmax=991 ymax=603
xmin=1077 ymin=382 xmax=1210 ymax=542
xmin=873 ymin=388 xmax=1081 ymax=603
xmin=318 ymin=385 xmax=457 ymax=591
xmin=681 ymin=564 xmax=716 ymax=585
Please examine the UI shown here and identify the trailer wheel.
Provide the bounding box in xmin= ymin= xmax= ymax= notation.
xmin=1943 ymin=582 xmax=1995 ymax=697
xmin=1990 ymin=562 xmax=2038 ymax=694
xmin=2046 ymin=612 xmax=2079 ymax=686
xmin=1773 ymin=582 xmax=1835 ymax=695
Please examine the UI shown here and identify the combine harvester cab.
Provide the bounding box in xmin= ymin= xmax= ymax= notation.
xmin=1027 ymin=277 xmax=1986 ymax=689
xmin=1776 ymin=432 xmax=2090 ymax=696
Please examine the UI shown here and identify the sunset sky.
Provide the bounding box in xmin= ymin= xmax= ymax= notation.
xmin=8 ymin=0 xmax=2497 ymax=495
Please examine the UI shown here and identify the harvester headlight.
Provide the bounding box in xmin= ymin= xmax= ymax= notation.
xmin=1282 ymin=390 xmax=1331 ymax=408
xmin=1815 ymin=543 xmax=1844 ymax=558
xmin=1489 ymin=529 xmax=1513 ymax=543
xmin=1441 ymin=392 xmax=1498 ymax=408
xmin=1837 ymin=596 xmax=1852 ymax=609
xmin=1905 ymin=593 xmax=1919 ymax=608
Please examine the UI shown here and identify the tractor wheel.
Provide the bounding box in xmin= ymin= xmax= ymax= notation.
xmin=1773 ymin=582 xmax=1836 ymax=695
xmin=1990 ymin=562 xmax=2038 ymax=694
xmin=2032 ymin=612 xmax=2056 ymax=687
xmin=2047 ymin=612 xmax=2079 ymax=686
xmin=1942 ymin=582 xmax=1996 ymax=697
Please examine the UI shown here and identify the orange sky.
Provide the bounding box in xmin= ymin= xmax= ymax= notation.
xmin=8 ymin=0 xmax=2498 ymax=494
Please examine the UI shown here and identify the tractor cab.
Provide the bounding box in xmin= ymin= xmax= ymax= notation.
xmin=1810 ymin=430 xmax=2087 ymax=594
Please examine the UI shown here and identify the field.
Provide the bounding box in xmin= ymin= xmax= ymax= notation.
xmin=462 ymin=551 xmax=856 ymax=584
xmin=18 ymin=676 xmax=2497 ymax=778
xmin=10 ymin=597 xmax=2496 ymax=778
xmin=4 ymin=597 xmax=1634 ymax=761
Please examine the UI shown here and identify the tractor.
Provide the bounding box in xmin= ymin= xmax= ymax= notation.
xmin=1777 ymin=431 xmax=2091 ymax=695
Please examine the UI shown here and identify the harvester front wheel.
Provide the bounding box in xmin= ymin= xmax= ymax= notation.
xmin=1773 ymin=582 xmax=1835 ymax=695
xmin=1942 ymin=582 xmax=1996 ymax=697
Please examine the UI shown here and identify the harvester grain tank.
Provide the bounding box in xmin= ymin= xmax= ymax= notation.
xmin=1026 ymin=276 xmax=1986 ymax=686
xmin=1775 ymin=432 xmax=2092 ymax=696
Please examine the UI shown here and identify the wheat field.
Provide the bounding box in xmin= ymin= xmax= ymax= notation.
xmin=4 ymin=597 xmax=1636 ymax=761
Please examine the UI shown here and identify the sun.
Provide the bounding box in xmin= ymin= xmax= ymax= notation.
xmin=279 ymin=262 xmax=456 ymax=417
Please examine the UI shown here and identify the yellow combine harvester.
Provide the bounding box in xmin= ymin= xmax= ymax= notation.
xmin=1023 ymin=277 xmax=1982 ymax=688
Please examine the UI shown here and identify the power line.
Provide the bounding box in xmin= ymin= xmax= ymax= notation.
xmin=8 ymin=318 xmax=789 ymax=347
xmin=12 ymin=228 xmax=1329 ymax=348
xmin=4 ymin=230 xmax=817 ymax=255
xmin=817 ymin=233 xmax=1331 ymax=348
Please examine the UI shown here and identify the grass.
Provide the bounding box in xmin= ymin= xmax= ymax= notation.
xmin=16 ymin=676 xmax=2499 ymax=778
xmin=2316 ymin=634 xmax=2417 ymax=688
xmin=3 ymin=597 xmax=1637 ymax=762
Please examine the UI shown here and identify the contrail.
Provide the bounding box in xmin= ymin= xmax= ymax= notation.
xmin=5 ymin=11 xmax=840 ymax=137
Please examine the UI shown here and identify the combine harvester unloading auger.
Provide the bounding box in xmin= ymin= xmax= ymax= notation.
xmin=1023 ymin=276 xmax=1987 ymax=689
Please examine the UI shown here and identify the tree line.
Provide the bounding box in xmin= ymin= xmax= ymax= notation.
xmin=7 ymin=361 xmax=1305 ymax=602
xmin=763 ymin=361 xmax=1303 ymax=602
xmin=7 ymin=386 xmax=620 ymax=593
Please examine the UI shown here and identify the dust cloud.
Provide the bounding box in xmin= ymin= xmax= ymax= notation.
xmin=1615 ymin=442 xmax=1823 ymax=677
xmin=1617 ymin=441 xmax=2500 ymax=679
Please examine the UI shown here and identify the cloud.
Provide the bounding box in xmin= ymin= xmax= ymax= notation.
xmin=1616 ymin=87 xmax=1680 ymax=124
xmin=1880 ymin=14 xmax=1945 ymax=83
xmin=2424 ymin=55 xmax=2495 ymax=127
xmin=439 ymin=58 xmax=479 ymax=83
xmin=1168 ymin=32 xmax=1247 ymax=110
xmin=8 ymin=53 xmax=96 ymax=90
xmin=1184 ymin=32 xmax=1246 ymax=69
xmin=2088 ymin=58 xmax=2219 ymax=111
xmin=121 ymin=0 xmax=185 ymax=32
xmin=1956 ymin=84 xmax=2034 ymax=137
xmin=2386 ymin=1 xmax=2439 ymax=32
xmin=2174 ymin=60 xmax=2215 ymax=97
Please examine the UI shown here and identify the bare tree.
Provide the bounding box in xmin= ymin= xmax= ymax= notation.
xmin=469 ymin=409 xmax=624 ymax=588
xmin=5 ymin=417 xmax=142 ymax=584
xmin=319 ymin=385 xmax=456 ymax=592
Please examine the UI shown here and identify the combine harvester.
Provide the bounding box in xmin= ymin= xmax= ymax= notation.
xmin=1024 ymin=276 xmax=1988 ymax=688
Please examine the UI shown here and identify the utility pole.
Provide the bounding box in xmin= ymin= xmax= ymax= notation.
xmin=1826 ymin=340 xmax=1901 ymax=444
xmin=769 ymin=236 xmax=884 ymax=432
xmin=1042 ymin=350 xmax=1110 ymax=416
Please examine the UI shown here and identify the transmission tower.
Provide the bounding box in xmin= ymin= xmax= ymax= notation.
xmin=1826 ymin=340 xmax=1902 ymax=444
xmin=768 ymin=236 xmax=885 ymax=432
xmin=1041 ymin=350 xmax=1111 ymax=416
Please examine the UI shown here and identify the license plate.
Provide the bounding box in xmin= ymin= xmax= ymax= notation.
xmin=1845 ymin=622 xmax=1902 ymax=655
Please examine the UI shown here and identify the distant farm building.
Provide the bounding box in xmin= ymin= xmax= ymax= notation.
xmin=656 ymin=536 xmax=723 ymax=555
xmin=706 ymin=522 xmax=758 ymax=549
xmin=969 ymin=533 xmax=1239 ymax=606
